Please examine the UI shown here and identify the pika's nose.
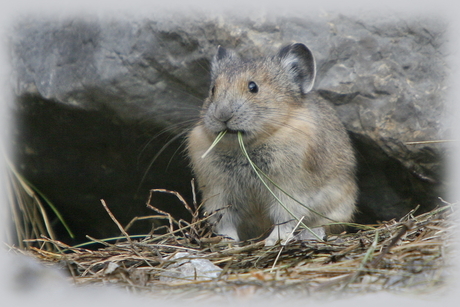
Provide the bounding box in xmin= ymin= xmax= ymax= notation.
xmin=214 ymin=104 xmax=234 ymax=123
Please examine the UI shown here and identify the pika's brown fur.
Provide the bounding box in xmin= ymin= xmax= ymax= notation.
xmin=187 ymin=43 xmax=357 ymax=245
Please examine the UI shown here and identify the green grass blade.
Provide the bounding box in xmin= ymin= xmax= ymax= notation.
xmin=201 ymin=130 xmax=227 ymax=158
xmin=5 ymin=156 xmax=75 ymax=239
xmin=250 ymin=162 xmax=338 ymax=223
xmin=247 ymin=158 xmax=373 ymax=230
xmin=237 ymin=132 xmax=323 ymax=241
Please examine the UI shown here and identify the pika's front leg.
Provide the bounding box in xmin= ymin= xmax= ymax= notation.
xmin=264 ymin=223 xmax=326 ymax=246
xmin=212 ymin=212 xmax=240 ymax=242
xmin=264 ymin=223 xmax=296 ymax=246
xmin=215 ymin=224 xmax=240 ymax=242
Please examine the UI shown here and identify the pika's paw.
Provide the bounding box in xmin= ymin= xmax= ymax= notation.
xmin=294 ymin=227 xmax=326 ymax=242
xmin=264 ymin=226 xmax=326 ymax=246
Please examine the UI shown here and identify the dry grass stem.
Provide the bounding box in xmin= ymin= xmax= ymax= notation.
xmin=13 ymin=193 xmax=455 ymax=299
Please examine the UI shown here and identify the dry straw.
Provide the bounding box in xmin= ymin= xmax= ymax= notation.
xmin=11 ymin=187 xmax=455 ymax=299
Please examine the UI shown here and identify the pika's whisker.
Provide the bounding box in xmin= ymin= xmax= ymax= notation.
xmin=136 ymin=129 xmax=189 ymax=195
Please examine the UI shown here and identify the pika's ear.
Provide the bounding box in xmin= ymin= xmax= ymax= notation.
xmin=278 ymin=43 xmax=316 ymax=94
xmin=215 ymin=46 xmax=240 ymax=62
xmin=211 ymin=46 xmax=240 ymax=76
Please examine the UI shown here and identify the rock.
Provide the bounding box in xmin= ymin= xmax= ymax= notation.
xmin=8 ymin=11 xmax=450 ymax=243
xmin=159 ymin=252 xmax=222 ymax=283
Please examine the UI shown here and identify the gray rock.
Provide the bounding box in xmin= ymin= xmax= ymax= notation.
xmin=8 ymin=11 xmax=450 ymax=242
xmin=159 ymin=252 xmax=222 ymax=283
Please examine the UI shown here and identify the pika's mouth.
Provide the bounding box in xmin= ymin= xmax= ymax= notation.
xmin=225 ymin=129 xmax=242 ymax=135
xmin=213 ymin=129 xmax=249 ymax=141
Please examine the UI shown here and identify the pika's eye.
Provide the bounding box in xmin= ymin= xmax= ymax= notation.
xmin=248 ymin=81 xmax=258 ymax=93
xmin=211 ymin=85 xmax=216 ymax=96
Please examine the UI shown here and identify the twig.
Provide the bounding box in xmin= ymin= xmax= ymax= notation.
xmin=270 ymin=216 xmax=305 ymax=273
xmin=191 ymin=178 xmax=198 ymax=212
xmin=405 ymin=139 xmax=455 ymax=145
xmin=316 ymin=221 xmax=414 ymax=291
xmin=368 ymin=221 xmax=413 ymax=268
xmin=100 ymin=199 xmax=133 ymax=246
xmin=149 ymin=188 xmax=194 ymax=217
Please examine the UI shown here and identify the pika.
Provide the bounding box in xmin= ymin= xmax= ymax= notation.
xmin=187 ymin=43 xmax=357 ymax=245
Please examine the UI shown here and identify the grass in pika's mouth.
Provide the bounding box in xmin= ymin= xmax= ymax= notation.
xmin=201 ymin=130 xmax=227 ymax=159
xmin=236 ymin=131 xmax=325 ymax=241
xmin=236 ymin=131 xmax=373 ymax=237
